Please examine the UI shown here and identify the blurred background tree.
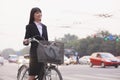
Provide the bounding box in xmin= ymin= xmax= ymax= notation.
xmin=1 ymin=48 xmax=16 ymax=59
xmin=56 ymin=30 xmax=120 ymax=57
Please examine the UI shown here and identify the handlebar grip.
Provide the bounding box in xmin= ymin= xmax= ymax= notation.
xmin=31 ymin=35 xmax=45 ymax=40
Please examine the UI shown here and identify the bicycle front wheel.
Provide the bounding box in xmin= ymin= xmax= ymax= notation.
xmin=43 ymin=67 xmax=63 ymax=80
xmin=21 ymin=68 xmax=29 ymax=80
xmin=22 ymin=68 xmax=39 ymax=80
xmin=17 ymin=65 xmax=28 ymax=80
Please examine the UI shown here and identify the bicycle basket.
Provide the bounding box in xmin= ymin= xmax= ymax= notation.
xmin=37 ymin=41 xmax=64 ymax=65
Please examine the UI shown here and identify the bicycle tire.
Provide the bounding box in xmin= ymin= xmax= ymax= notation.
xmin=21 ymin=68 xmax=29 ymax=80
xmin=21 ymin=68 xmax=39 ymax=80
xmin=42 ymin=67 xmax=63 ymax=80
xmin=17 ymin=65 xmax=28 ymax=80
xmin=21 ymin=66 xmax=63 ymax=80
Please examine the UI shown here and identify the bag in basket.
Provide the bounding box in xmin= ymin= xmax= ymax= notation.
xmin=37 ymin=41 xmax=64 ymax=64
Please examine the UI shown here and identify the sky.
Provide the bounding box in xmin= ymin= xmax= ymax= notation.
xmin=0 ymin=0 xmax=120 ymax=51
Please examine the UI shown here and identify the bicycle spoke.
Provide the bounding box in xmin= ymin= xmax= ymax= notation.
xmin=45 ymin=68 xmax=62 ymax=80
xmin=50 ymin=70 xmax=59 ymax=80
xmin=17 ymin=66 xmax=28 ymax=80
xmin=23 ymin=70 xmax=29 ymax=80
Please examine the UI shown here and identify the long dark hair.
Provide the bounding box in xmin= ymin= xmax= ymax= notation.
xmin=29 ymin=7 xmax=42 ymax=24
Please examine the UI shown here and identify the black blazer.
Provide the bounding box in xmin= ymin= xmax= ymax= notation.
xmin=24 ymin=23 xmax=48 ymax=57
xmin=24 ymin=23 xmax=48 ymax=40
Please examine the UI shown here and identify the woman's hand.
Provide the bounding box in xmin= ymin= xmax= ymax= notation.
xmin=23 ymin=39 xmax=29 ymax=45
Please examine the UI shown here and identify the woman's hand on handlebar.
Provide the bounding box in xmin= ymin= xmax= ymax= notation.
xmin=23 ymin=35 xmax=44 ymax=46
xmin=23 ymin=39 xmax=29 ymax=46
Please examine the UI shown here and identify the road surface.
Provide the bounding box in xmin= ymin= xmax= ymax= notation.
xmin=0 ymin=63 xmax=120 ymax=80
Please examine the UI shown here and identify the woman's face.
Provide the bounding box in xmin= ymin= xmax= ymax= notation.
xmin=34 ymin=11 xmax=42 ymax=22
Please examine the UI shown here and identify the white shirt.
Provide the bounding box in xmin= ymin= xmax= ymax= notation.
xmin=34 ymin=22 xmax=43 ymax=36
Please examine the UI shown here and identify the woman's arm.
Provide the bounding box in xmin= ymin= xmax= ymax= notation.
xmin=42 ymin=24 xmax=48 ymax=41
xmin=24 ymin=25 xmax=31 ymax=39
xmin=45 ymin=26 xmax=48 ymax=41
xmin=23 ymin=25 xmax=31 ymax=45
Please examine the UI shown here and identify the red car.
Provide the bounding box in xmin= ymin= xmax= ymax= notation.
xmin=90 ymin=52 xmax=120 ymax=68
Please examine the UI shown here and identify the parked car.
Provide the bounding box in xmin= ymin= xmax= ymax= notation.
xmin=64 ymin=56 xmax=70 ymax=65
xmin=8 ymin=55 xmax=18 ymax=63
xmin=0 ymin=56 xmax=4 ymax=65
xmin=79 ymin=56 xmax=90 ymax=65
xmin=69 ymin=56 xmax=77 ymax=64
xmin=90 ymin=52 xmax=120 ymax=68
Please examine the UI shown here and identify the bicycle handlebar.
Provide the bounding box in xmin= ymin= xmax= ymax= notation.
xmin=28 ymin=35 xmax=56 ymax=46
xmin=28 ymin=35 xmax=43 ymax=43
xmin=28 ymin=37 xmax=40 ymax=43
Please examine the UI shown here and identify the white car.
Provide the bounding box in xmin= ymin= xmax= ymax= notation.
xmin=79 ymin=56 xmax=90 ymax=65
xmin=64 ymin=56 xmax=70 ymax=65
xmin=69 ymin=56 xmax=77 ymax=64
xmin=0 ymin=56 xmax=4 ymax=65
xmin=8 ymin=55 xmax=18 ymax=63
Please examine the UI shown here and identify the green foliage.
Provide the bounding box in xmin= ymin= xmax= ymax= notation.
xmin=55 ymin=34 xmax=79 ymax=49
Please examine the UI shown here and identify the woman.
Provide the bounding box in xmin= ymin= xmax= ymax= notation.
xmin=23 ymin=7 xmax=48 ymax=80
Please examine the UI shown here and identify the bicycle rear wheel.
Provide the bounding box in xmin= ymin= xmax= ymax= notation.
xmin=43 ymin=67 xmax=63 ymax=80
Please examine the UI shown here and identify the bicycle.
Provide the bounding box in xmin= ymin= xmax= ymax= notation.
xmin=17 ymin=36 xmax=63 ymax=80
xmin=17 ymin=63 xmax=63 ymax=80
